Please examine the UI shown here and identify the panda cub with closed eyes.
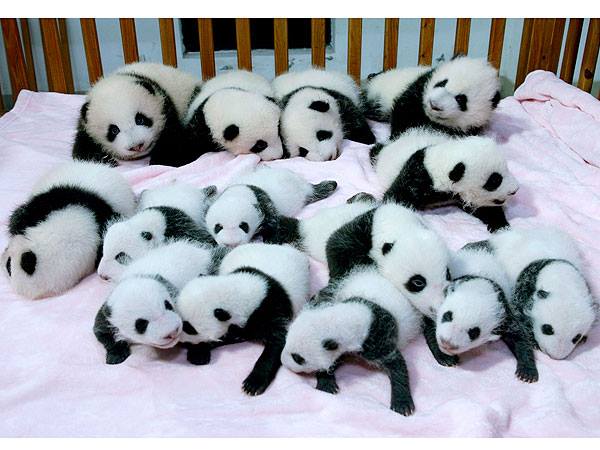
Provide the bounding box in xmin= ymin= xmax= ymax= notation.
xmin=361 ymin=55 xmax=500 ymax=139
xmin=73 ymin=62 xmax=202 ymax=167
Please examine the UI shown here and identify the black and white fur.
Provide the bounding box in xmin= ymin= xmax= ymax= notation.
xmin=2 ymin=161 xmax=135 ymax=299
xmin=93 ymin=240 xmax=226 ymax=364
xmin=371 ymin=128 xmax=519 ymax=232
xmin=176 ymin=243 xmax=310 ymax=395
xmin=97 ymin=183 xmax=217 ymax=281
xmin=205 ymin=167 xmax=337 ymax=247
xmin=282 ymin=266 xmax=422 ymax=415
xmin=273 ymin=68 xmax=376 ymax=161
xmin=437 ymin=244 xmax=539 ymax=382
xmin=480 ymin=227 xmax=597 ymax=360
xmin=185 ymin=70 xmax=284 ymax=161
xmin=361 ymin=56 xmax=500 ymax=138
xmin=73 ymin=62 xmax=202 ymax=167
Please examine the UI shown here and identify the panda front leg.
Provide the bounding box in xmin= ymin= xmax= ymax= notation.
xmin=184 ymin=342 xmax=214 ymax=365
xmin=382 ymin=351 xmax=415 ymax=416
xmin=422 ymin=317 xmax=459 ymax=367
xmin=94 ymin=305 xmax=131 ymax=364
xmin=462 ymin=205 xmax=510 ymax=233
xmin=241 ymin=328 xmax=286 ymax=396
xmin=315 ymin=369 xmax=339 ymax=394
xmin=501 ymin=331 xmax=539 ymax=383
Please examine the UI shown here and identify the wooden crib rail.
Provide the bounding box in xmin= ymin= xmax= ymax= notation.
xmin=1 ymin=17 xmax=600 ymax=115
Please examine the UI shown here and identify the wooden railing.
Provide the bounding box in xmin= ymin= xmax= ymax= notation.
xmin=1 ymin=18 xmax=599 ymax=115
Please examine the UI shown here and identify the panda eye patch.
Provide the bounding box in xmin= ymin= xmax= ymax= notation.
xmin=405 ymin=274 xmax=427 ymax=293
xmin=107 ymin=124 xmax=120 ymax=142
xmin=455 ymin=94 xmax=468 ymax=112
xmin=483 ymin=172 xmax=503 ymax=192
xmin=309 ymin=101 xmax=330 ymax=112
xmin=115 ymin=252 xmax=132 ymax=265
xmin=239 ymin=222 xmax=250 ymax=233
xmin=446 ymin=267 xmax=452 ymax=281
xmin=298 ymin=147 xmax=309 ymax=157
xmin=468 ymin=327 xmax=481 ymax=341
xmin=135 ymin=113 xmax=153 ymax=127
xmin=141 ymin=231 xmax=153 ymax=241
xmin=449 ymin=163 xmax=465 ymax=182
xmin=434 ymin=79 xmax=448 ymax=88
xmin=135 ymin=318 xmax=149 ymax=334
xmin=223 ymin=124 xmax=239 ymax=141
xmin=214 ymin=224 xmax=223 ymax=234
xmin=291 ymin=353 xmax=306 ymax=365
xmin=5 ymin=257 xmax=11 ymax=277
xmin=536 ymin=289 xmax=549 ymax=299
xmin=316 ymin=130 xmax=333 ymax=141
xmin=214 ymin=308 xmax=231 ymax=322
xmin=382 ymin=242 xmax=394 ymax=255
xmin=20 ymin=251 xmax=37 ymax=276
xmin=541 ymin=324 xmax=554 ymax=335
xmin=322 ymin=339 xmax=339 ymax=351
xmin=250 ymin=140 xmax=268 ymax=153
xmin=441 ymin=311 xmax=453 ymax=323
xmin=182 ymin=321 xmax=198 ymax=335
xmin=572 ymin=334 xmax=582 ymax=345
xmin=164 ymin=300 xmax=173 ymax=311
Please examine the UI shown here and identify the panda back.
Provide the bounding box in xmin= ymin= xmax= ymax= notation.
xmin=193 ymin=70 xmax=273 ymax=107
xmin=451 ymin=247 xmax=512 ymax=298
xmin=273 ymin=68 xmax=360 ymax=105
xmin=138 ymin=183 xmax=213 ymax=224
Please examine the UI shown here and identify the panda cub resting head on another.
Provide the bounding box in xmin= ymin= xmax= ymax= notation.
xmin=273 ymin=68 xmax=376 ymax=161
xmin=185 ymin=70 xmax=284 ymax=161
xmin=371 ymin=127 xmax=519 ymax=232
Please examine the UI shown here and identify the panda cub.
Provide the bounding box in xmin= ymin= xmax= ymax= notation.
xmin=273 ymin=68 xmax=376 ymax=161
xmin=325 ymin=202 xmax=457 ymax=366
xmin=437 ymin=243 xmax=539 ymax=382
xmin=73 ymin=62 xmax=202 ymax=167
xmin=98 ymin=183 xmax=218 ymax=281
xmin=371 ymin=128 xmax=519 ymax=232
xmin=176 ymin=243 xmax=310 ymax=395
xmin=282 ymin=266 xmax=422 ymax=415
xmin=2 ymin=161 xmax=135 ymax=299
xmin=205 ymin=167 xmax=337 ymax=247
xmin=361 ymin=56 xmax=500 ymax=139
xmin=185 ymin=70 xmax=284 ymax=161
xmin=482 ymin=227 xmax=597 ymax=360
xmin=94 ymin=240 xmax=226 ymax=364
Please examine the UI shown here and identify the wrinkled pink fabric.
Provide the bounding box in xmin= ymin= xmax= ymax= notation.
xmin=1 ymin=72 xmax=599 ymax=437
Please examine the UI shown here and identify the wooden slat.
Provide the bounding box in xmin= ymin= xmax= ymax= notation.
xmin=80 ymin=18 xmax=103 ymax=84
xmin=577 ymin=18 xmax=600 ymax=93
xmin=198 ymin=18 xmax=216 ymax=79
xmin=57 ymin=18 xmax=74 ymax=93
xmin=547 ymin=19 xmax=566 ymax=73
xmin=418 ymin=18 xmax=435 ymax=65
xmin=311 ymin=18 xmax=326 ymax=68
xmin=20 ymin=18 xmax=37 ymax=91
xmin=454 ymin=18 xmax=471 ymax=56
xmin=487 ymin=18 xmax=506 ymax=70
xmin=273 ymin=18 xmax=289 ymax=75
xmin=119 ymin=18 xmax=139 ymax=64
xmin=0 ymin=81 xmax=4 ymax=114
xmin=236 ymin=18 xmax=252 ymax=70
xmin=159 ymin=18 xmax=177 ymax=67
xmin=383 ymin=18 xmax=399 ymax=70
xmin=347 ymin=18 xmax=362 ymax=82
xmin=560 ymin=18 xmax=584 ymax=83
xmin=525 ymin=19 xmax=548 ymax=75
xmin=1 ymin=19 xmax=29 ymax=99
xmin=39 ymin=19 xmax=68 ymax=93
xmin=515 ymin=18 xmax=534 ymax=87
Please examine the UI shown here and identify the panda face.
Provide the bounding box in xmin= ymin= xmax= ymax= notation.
xmin=108 ymin=278 xmax=182 ymax=348
xmin=436 ymin=278 xmax=505 ymax=355
xmin=205 ymin=186 xmax=262 ymax=248
xmin=529 ymin=262 xmax=595 ymax=360
xmin=423 ymin=56 xmax=500 ymax=132
xmin=97 ymin=211 xmax=167 ymax=282
xmin=203 ymin=89 xmax=284 ymax=161
xmin=85 ymin=76 xmax=165 ymax=160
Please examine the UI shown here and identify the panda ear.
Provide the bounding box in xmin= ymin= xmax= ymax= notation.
xmin=135 ymin=79 xmax=156 ymax=96
xmin=80 ymin=102 xmax=90 ymax=123
xmin=449 ymin=163 xmax=465 ymax=182
xmin=491 ymin=90 xmax=501 ymax=109
xmin=203 ymin=185 xmax=218 ymax=198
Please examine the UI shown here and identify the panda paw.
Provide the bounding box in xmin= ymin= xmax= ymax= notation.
xmin=316 ymin=376 xmax=339 ymax=394
xmin=516 ymin=365 xmax=539 ymax=383
xmin=106 ymin=342 xmax=130 ymax=365
xmin=242 ymin=372 xmax=271 ymax=396
xmin=186 ymin=346 xmax=211 ymax=365
xmin=435 ymin=351 xmax=459 ymax=367
xmin=391 ymin=398 xmax=415 ymax=416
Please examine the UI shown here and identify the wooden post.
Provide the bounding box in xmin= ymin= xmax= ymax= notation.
xmin=418 ymin=19 xmax=435 ymax=65
xmin=454 ymin=18 xmax=471 ymax=55
xmin=273 ymin=18 xmax=289 ymax=75
xmin=560 ymin=19 xmax=584 ymax=84
xmin=1 ymin=19 xmax=30 ymax=99
xmin=487 ymin=18 xmax=506 ymax=70
xmin=80 ymin=18 xmax=103 ymax=84
xmin=20 ymin=18 xmax=37 ymax=91
xmin=347 ymin=18 xmax=362 ymax=82
xmin=119 ymin=18 xmax=139 ymax=64
xmin=39 ymin=18 xmax=69 ymax=93
xmin=383 ymin=18 xmax=399 ymax=70
xmin=198 ymin=18 xmax=216 ymax=79
xmin=236 ymin=18 xmax=252 ymax=70
xmin=159 ymin=18 xmax=177 ymax=67
xmin=577 ymin=18 xmax=600 ymax=93
xmin=311 ymin=18 xmax=326 ymax=68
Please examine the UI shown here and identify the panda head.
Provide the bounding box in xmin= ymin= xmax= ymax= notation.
xmin=371 ymin=203 xmax=451 ymax=318
xmin=204 ymin=185 xmax=262 ymax=248
xmin=527 ymin=261 xmax=595 ymax=360
xmin=423 ymin=56 xmax=500 ymax=132
xmin=97 ymin=211 xmax=167 ymax=282
xmin=430 ymin=136 xmax=519 ymax=207
xmin=202 ymin=89 xmax=284 ymax=161
xmin=107 ymin=277 xmax=182 ymax=348
xmin=84 ymin=75 xmax=166 ymax=160
xmin=281 ymin=88 xmax=344 ymax=161
xmin=436 ymin=277 xmax=505 ymax=355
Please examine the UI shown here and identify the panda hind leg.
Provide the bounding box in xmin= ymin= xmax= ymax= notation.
xmin=307 ymin=180 xmax=338 ymax=204
xmin=242 ymin=329 xmax=286 ymax=396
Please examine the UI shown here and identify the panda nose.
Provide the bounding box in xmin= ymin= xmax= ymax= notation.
xmin=509 ymin=188 xmax=519 ymax=195
xmin=429 ymin=100 xmax=443 ymax=112
xmin=99 ymin=274 xmax=111 ymax=281
xmin=129 ymin=143 xmax=145 ymax=153
xmin=439 ymin=338 xmax=458 ymax=352
xmin=164 ymin=329 xmax=180 ymax=341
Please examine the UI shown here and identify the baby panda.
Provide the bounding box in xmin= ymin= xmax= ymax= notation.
xmin=371 ymin=128 xmax=519 ymax=232
xmin=205 ymin=166 xmax=337 ymax=247
xmin=94 ymin=240 xmax=226 ymax=364
xmin=481 ymin=227 xmax=597 ymax=360
xmin=272 ymin=68 xmax=376 ymax=161
xmin=325 ymin=202 xmax=457 ymax=366
xmin=185 ymin=70 xmax=284 ymax=161
xmin=98 ymin=183 xmax=218 ymax=282
xmin=2 ymin=161 xmax=135 ymax=299
xmin=361 ymin=55 xmax=500 ymax=139
xmin=282 ymin=266 xmax=422 ymax=415
xmin=73 ymin=62 xmax=202 ymax=167
xmin=176 ymin=243 xmax=310 ymax=395
xmin=437 ymin=243 xmax=539 ymax=382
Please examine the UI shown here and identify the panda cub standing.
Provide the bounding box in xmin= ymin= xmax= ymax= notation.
xmin=2 ymin=161 xmax=135 ymax=299
xmin=273 ymin=68 xmax=376 ymax=161
xmin=361 ymin=55 xmax=500 ymax=138
xmin=73 ymin=62 xmax=202 ymax=167
xmin=177 ymin=243 xmax=310 ymax=396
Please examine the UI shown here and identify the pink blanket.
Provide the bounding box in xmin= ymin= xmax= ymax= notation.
xmin=1 ymin=70 xmax=599 ymax=437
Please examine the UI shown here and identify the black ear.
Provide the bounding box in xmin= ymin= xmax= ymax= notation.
xmin=223 ymin=124 xmax=239 ymax=141
xmin=20 ymin=251 xmax=37 ymax=275
xmin=135 ymin=79 xmax=156 ymax=96
xmin=141 ymin=231 xmax=153 ymax=241
xmin=80 ymin=101 xmax=90 ymax=123
xmin=322 ymin=339 xmax=339 ymax=351
xmin=309 ymin=100 xmax=330 ymax=113
xmin=298 ymin=147 xmax=309 ymax=157
xmin=213 ymin=308 xmax=231 ymax=322
xmin=203 ymin=185 xmax=218 ymax=198
xmin=483 ymin=172 xmax=503 ymax=192
xmin=182 ymin=321 xmax=198 ymax=335
xmin=491 ymin=90 xmax=501 ymax=109
xmin=449 ymin=163 xmax=465 ymax=182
